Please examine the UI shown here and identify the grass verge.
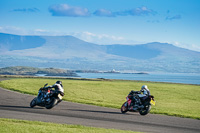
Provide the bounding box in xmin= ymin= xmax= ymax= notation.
xmin=0 ymin=118 xmax=140 ymax=133
xmin=0 ymin=76 xmax=199 ymax=119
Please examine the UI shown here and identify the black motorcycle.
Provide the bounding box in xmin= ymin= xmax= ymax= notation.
xmin=121 ymin=91 xmax=155 ymax=115
xmin=30 ymin=83 xmax=64 ymax=109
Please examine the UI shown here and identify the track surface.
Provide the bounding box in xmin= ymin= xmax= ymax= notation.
xmin=0 ymin=83 xmax=199 ymax=133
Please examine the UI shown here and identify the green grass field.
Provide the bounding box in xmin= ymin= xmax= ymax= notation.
xmin=0 ymin=77 xmax=200 ymax=119
xmin=0 ymin=118 xmax=140 ymax=133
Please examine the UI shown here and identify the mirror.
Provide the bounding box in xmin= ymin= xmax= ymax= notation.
xmin=44 ymin=83 xmax=48 ymax=87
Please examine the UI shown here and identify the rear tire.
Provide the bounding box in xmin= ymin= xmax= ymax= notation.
xmin=30 ymin=97 xmax=37 ymax=108
xmin=45 ymin=97 xmax=57 ymax=109
xmin=121 ymin=102 xmax=128 ymax=114
xmin=139 ymin=104 xmax=151 ymax=115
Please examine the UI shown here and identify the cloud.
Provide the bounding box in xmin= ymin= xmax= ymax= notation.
xmin=48 ymin=4 xmax=90 ymax=17
xmin=166 ymin=15 xmax=181 ymax=20
xmin=172 ymin=41 xmax=200 ymax=52
xmin=93 ymin=9 xmax=114 ymax=17
xmin=93 ymin=6 xmax=156 ymax=17
xmin=48 ymin=4 xmax=155 ymax=17
xmin=0 ymin=26 xmax=54 ymax=36
xmin=126 ymin=6 xmax=156 ymax=16
xmin=0 ymin=26 xmax=27 ymax=35
xmin=12 ymin=8 xmax=39 ymax=12
xmin=72 ymin=31 xmax=127 ymax=44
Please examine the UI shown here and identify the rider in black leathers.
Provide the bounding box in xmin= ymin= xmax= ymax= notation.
xmin=128 ymin=85 xmax=150 ymax=109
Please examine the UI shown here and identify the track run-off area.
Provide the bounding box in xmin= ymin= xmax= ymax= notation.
xmin=0 ymin=82 xmax=199 ymax=133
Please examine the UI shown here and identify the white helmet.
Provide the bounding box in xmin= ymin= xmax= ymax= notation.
xmin=141 ymin=85 xmax=148 ymax=91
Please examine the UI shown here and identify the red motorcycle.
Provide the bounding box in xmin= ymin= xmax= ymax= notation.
xmin=121 ymin=91 xmax=155 ymax=115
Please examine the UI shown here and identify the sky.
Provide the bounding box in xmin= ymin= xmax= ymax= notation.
xmin=0 ymin=0 xmax=200 ymax=51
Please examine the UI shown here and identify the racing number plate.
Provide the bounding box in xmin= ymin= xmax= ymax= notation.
xmin=150 ymin=99 xmax=156 ymax=105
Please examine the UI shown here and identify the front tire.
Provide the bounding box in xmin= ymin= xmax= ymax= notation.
xmin=45 ymin=97 xmax=57 ymax=109
xmin=121 ymin=102 xmax=128 ymax=114
xmin=139 ymin=104 xmax=151 ymax=115
xmin=30 ymin=97 xmax=37 ymax=108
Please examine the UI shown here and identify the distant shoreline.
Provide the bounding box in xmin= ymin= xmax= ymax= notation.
xmin=0 ymin=74 xmax=198 ymax=85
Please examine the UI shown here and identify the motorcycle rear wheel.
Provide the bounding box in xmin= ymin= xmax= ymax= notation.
xmin=121 ymin=102 xmax=128 ymax=114
xmin=45 ymin=97 xmax=57 ymax=109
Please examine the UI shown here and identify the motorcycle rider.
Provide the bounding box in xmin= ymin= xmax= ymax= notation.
xmin=139 ymin=85 xmax=150 ymax=97
xmin=128 ymin=85 xmax=150 ymax=109
xmin=44 ymin=81 xmax=64 ymax=99
xmin=138 ymin=85 xmax=150 ymax=102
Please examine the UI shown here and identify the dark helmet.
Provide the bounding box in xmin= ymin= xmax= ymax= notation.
xmin=56 ymin=81 xmax=63 ymax=87
xmin=56 ymin=81 xmax=62 ymax=84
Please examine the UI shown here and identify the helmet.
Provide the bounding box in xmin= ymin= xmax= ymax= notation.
xmin=141 ymin=85 xmax=148 ymax=91
xmin=56 ymin=81 xmax=63 ymax=87
xmin=56 ymin=81 xmax=62 ymax=84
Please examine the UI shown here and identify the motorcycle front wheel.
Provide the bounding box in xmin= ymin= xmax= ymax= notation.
xmin=121 ymin=102 xmax=128 ymax=114
xmin=139 ymin=104 xmax=151 ymax=115
xmin=45 ymin=97 xmax=57 ymax=109
xmin=30 ymin=97 xmax=37 ymax=108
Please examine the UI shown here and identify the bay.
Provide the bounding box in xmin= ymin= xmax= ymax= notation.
xmin=76 ymin=72 xmax=200 ymax=85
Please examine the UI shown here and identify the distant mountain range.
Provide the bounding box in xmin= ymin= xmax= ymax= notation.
xmin=0 ymin=33 xmax=200 ymax=73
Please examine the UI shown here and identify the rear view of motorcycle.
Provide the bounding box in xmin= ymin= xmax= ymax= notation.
xmin=30 ymin=83 xmax=64 ymax=109
xmin=121 ymin=91 xmax=155 ymax=115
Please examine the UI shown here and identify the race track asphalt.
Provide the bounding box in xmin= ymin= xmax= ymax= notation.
xmin=0 ymin=81 xmax=199 ymax=133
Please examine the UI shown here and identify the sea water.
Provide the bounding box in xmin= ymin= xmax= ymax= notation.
xmin=76 ymin=72 xmax=200 ymax=85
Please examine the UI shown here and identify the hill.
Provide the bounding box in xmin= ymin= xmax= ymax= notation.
xmin=0 ymin=33 xmax=200 ymax=73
